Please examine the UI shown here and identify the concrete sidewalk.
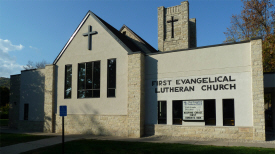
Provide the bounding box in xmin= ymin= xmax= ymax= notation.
xmin=1 ymin=128 xmax=275 ymax=154
xmin=0 ymin=135 xmax=83 ymax=154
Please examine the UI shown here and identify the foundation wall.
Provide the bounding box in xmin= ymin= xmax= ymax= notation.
xmin=55 ymin=114 xmax=128 ymax=137
xmin=145 ymin=125 xmax=253 ymax=140
xmin=18 ymin=120 xmax=44 ymax=132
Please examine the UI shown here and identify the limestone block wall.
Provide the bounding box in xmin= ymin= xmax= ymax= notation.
xmin=55 ymin=115 xmax=128 ymax=136
xmin=251 ymin=39 xmax=265 ymax=141
xmin=18 ymin=121 xmax=44 ymax=131
xmin=158 ymin=6 xmax=165 ymax=52
xmin=9 ymin=75 xmax=21 ymax=129
xmin=145 ymin=125 xmax=254 ymax=140
xmin=189 ymin=18 xmax=196 ymax=48
xmin=158 ymin=1 xmax=190 ymax=52
xmin=127 ymin=52 xmax=145 ymax=137
xmin=43 ymin=64 xmax=56 ymax=133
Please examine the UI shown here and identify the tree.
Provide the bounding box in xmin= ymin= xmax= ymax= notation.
xmin=224 ymin=0 xmax=275 ymax=72
xmin=23 ymin=60 xmax=49 ymax=70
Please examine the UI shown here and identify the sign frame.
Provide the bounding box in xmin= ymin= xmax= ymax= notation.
xmin=182 ymin=100 xmax=204 ymax=120
xmin=60 ymin=105 xmax=67 ymax=117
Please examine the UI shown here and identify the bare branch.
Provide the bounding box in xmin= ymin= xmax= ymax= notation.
xmin=23 ymin=60 xmax=49 ymax=70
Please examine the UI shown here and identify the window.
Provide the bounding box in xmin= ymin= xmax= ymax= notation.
xmin=158 ymin=101 xmax=167 ymax=124
xmin=107 ymin=59 xmax=116 ymax=97
xmin=24 ymin=104 xmax=29 ymax=120
xmin=173 ymin=100 xmax=182 ymax=125
xmin=64 ymin=65 xmax=72 ymax=99
xmin=264 ymin=93 xmax=272 ymax=110
xmin=78 ymin=61 xmax=100 ymax=98
xmin=223 ymin=99 xmax=234 ymax=126
xmin=204 ymin=100 xmax=216 ymax=125
xmin=264 ymin=93 xmax=272 ymax=128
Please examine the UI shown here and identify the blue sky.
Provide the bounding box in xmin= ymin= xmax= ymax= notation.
xmin=0 ymin=0 xmax=243 ymax=78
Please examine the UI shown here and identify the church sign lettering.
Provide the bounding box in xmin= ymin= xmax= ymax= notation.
xmin=183 ymin=100 xmax=204 ymax=120
xmin=152 ymin=75 xmax=236 ymax=93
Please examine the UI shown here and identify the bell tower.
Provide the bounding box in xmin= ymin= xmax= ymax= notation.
xmin=158 ymin=1 xmax=196 ymax=52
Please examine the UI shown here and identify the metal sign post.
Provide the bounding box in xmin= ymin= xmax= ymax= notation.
xmin=60 ymin=106 xmax=67 ymax=154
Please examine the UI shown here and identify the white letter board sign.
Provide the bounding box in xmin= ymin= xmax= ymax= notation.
xmin=182 ymin=100 xmax=204 ymax=120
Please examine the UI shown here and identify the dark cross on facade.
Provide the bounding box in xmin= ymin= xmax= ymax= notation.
xmin=83 ymin=25 xmax=98 ymax=50
xmin=167 ymin=16 xmax=178 ymax=38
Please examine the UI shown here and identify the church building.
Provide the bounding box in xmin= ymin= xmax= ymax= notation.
xmin=9 ymin=1 xmax=275 ymax=141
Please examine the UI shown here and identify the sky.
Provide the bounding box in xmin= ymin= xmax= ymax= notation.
xmin=0 ymin=0 xmax=244 ymax=78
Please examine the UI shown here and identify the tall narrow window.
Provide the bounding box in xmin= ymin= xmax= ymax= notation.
xmin=77 ymin=61 xmax=100 ymax=98
xmin=173 ymin=100 xmax=182 ymax=125
xmin=64 ymin=65 xmax=72 ymax=99
xmin=223 ymin=99 xmax=235 ymax=126
xmin=204 ymin=100 xmax=216 ymax=125
xmin=264 ymin=93 xmax=272 ymax=128
xmin=24 ymin=104 xmax=29 ymax=120
xmin=158 ymin=101 xmax=167 ymax=124
xmin=107 ymin=59 xmax=116 ymax=97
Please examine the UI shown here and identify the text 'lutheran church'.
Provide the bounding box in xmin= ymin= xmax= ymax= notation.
xmin=9 ymin=1 xmax=275 ymax=141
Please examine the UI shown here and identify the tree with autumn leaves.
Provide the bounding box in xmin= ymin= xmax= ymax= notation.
xmin=224 ymin=0 xmax=275 ymax=72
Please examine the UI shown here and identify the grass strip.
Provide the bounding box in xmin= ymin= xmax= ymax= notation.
xmin=24 ymin=139 xmax=275 ymax=154
xmin=0 ymin=133 xmax=54 ymax=147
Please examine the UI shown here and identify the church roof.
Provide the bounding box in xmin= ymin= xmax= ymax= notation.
xmin=53 ymin=11 xmax=152 ymax=64
xmin=119 ymin=25 xmax=158 ymax=53
xmin=93 ymin=13 xmax=143 ymax=52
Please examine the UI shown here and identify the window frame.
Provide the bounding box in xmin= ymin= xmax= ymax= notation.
xmin=204 ymin=99 xmax=216 ymax=126
xmin=77 ymin=60 xmax=101 ymax=98
xmin=107 ymin=58 xmax=116 ymax=98
xmin=157 ymin=101 xmax=167 ymax=124
xmin=24 ymin=104 xmax=29 ymax=120
xmin=64 ymin=64 xmax=72 ymax=99
xmin=172 ymin=100 xmax=183 ymax=125
xmin=222 ymin=99 xmax=235 ymax=126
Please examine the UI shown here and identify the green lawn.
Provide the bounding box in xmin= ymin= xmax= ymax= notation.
xmin=24 ymin=139 xmax=275 ymax=154
xmin=0 ymin=133 xmax=54 ymax=147
xmin=0 ymin=119 xmax=8 ymax=126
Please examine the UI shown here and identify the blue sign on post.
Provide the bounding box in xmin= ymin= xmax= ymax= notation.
xmin=59 ymin=105 xmax=67 ymax=154
xmin=60 ymin=106 xmax=67 ymax=116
